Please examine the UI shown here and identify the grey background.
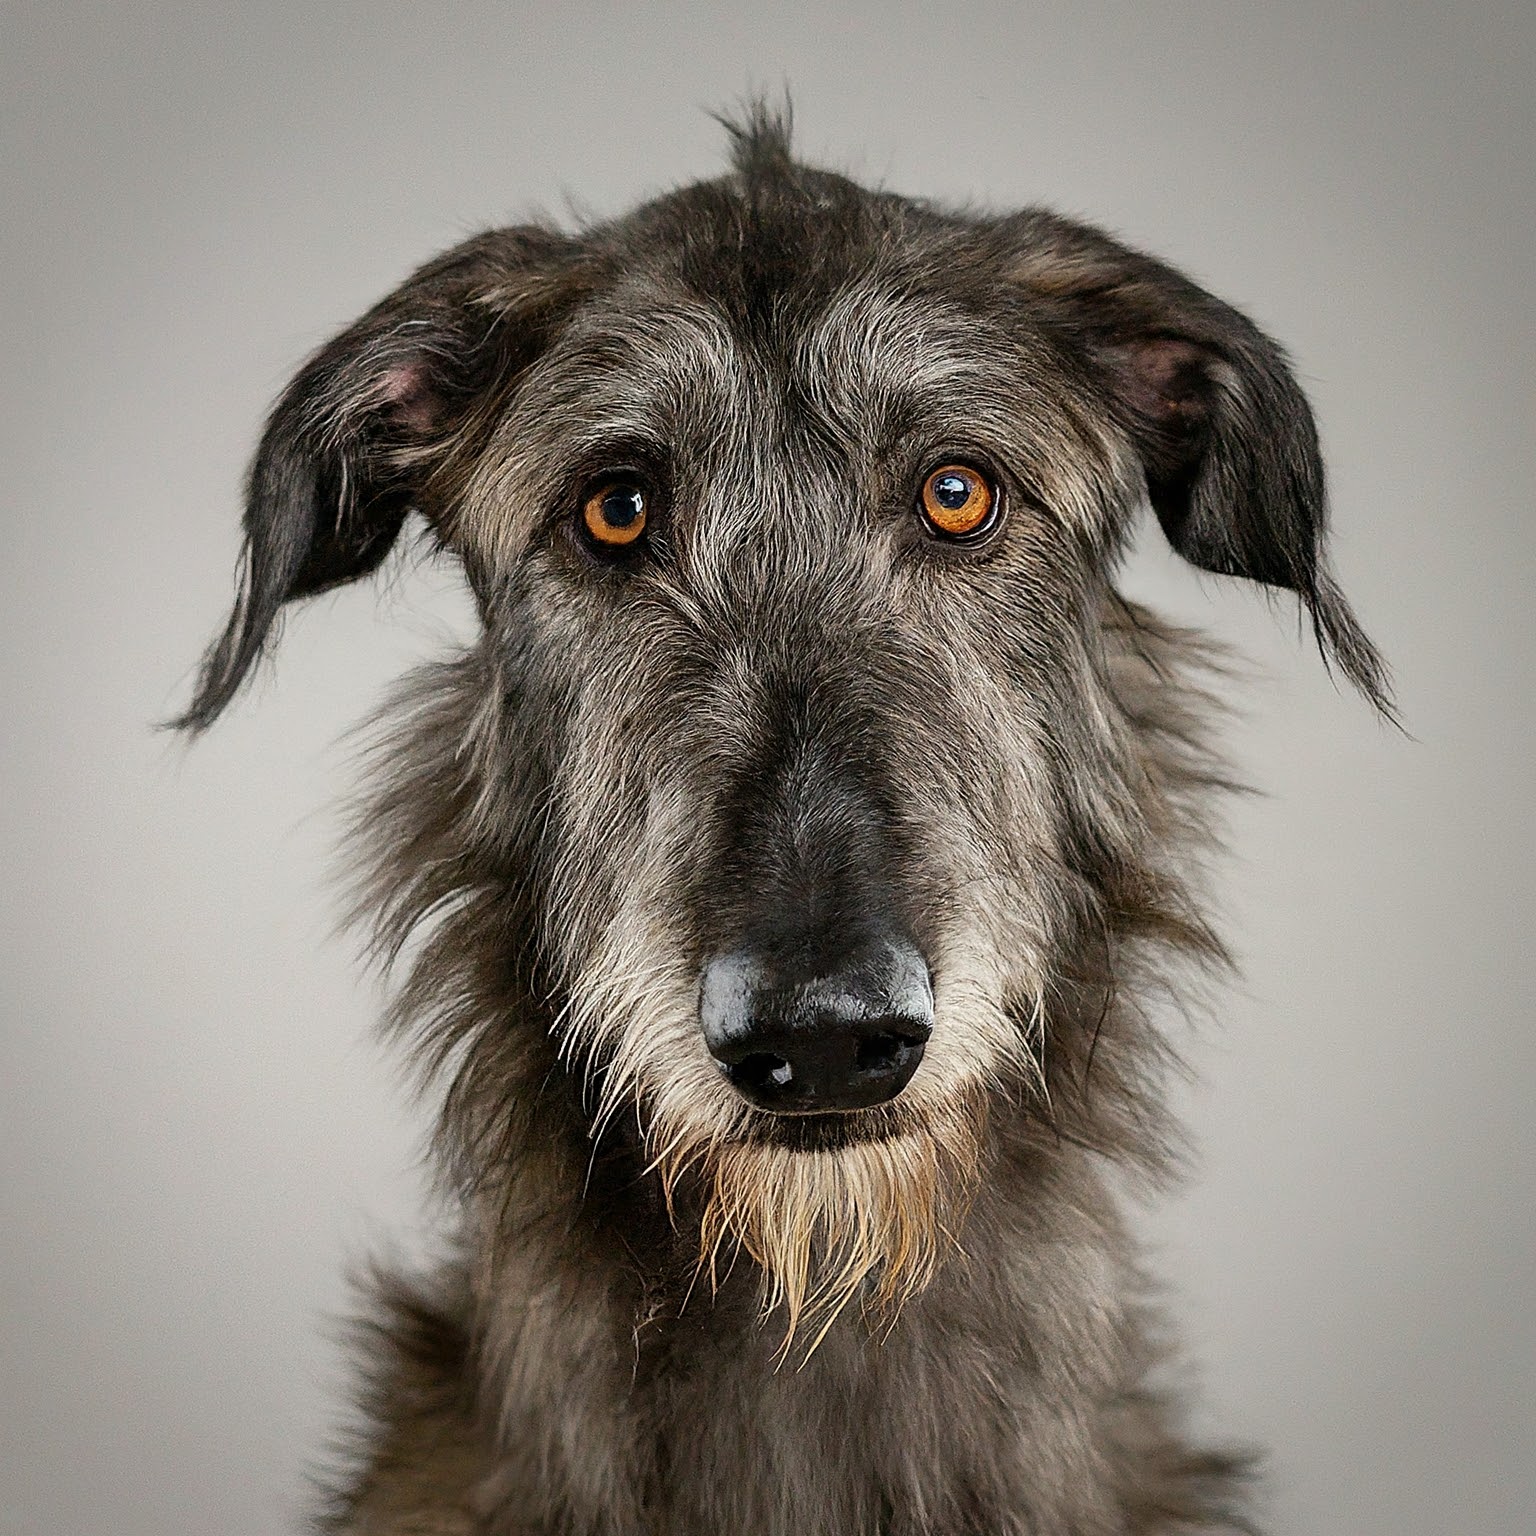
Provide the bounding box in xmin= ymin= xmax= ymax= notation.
xmin=3 ymin=2 xmax=1532 ymax=1532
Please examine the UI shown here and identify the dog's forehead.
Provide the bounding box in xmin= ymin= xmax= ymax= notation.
xmin=512 ymin=241 xmax=1093 ymax=466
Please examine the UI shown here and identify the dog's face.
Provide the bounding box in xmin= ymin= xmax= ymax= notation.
xmin=183 ymin=117 xmax=1385 ymax=1343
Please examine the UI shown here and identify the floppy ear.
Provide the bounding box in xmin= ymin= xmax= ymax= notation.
xmin=174 ymin=227 xmax=588 ymax=731
xmin=1005 ymin=211 xmax=1392 ymax=714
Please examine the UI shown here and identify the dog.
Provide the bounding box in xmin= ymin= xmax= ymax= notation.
xmin=180 ymin=107 xmax=1390 ymax=1534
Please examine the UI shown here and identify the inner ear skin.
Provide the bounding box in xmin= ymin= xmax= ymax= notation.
xmin=281 ymin=355 xmax=446 ymax=603
xmin=1116 ymin=337 xmax=1210 ymax=425
xmin=378 ymin=360 xmax=444 ymax=438
xmin=1106 ymin=335 xmax=1216 ymax=517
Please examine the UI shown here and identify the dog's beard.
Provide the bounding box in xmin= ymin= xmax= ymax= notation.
xmin=654 ymin=1091 xmax=985 ymax=1360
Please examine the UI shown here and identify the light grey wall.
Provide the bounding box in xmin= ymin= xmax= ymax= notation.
xmin=3 ymin=3 xmax=1531 ymax=1533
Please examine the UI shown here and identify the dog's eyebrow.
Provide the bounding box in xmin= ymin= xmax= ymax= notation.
xmin=792 ymin=280 xmax=1127 ymax=521
xmin=455 ymin=299 xmax=758 ymax=554
xmin=793 ymin=282 xmax=1038 ymax=441
xmin=800 ymin=285 xmax=986 ymax=389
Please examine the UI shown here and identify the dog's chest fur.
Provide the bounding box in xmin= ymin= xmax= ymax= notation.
xmin=340 ymin=1137 xmax=1238 ymax=1536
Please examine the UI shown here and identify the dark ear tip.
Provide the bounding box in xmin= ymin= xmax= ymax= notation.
xmin=159 ymin=707 xmax=206 ymax=736
xmin=1307 ymin=575 xmax=1400 ymax=726
xmin=161 ymin=685 xmax=234 ymax=736
xmin=161 ymin=678 xmax=240 ymax=738
xmin=164 ymin=585 xmax=278 ymax=735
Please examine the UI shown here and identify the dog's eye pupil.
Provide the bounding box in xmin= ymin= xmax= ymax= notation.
xmin=932 ymin=473 xmax=971 ymax=510
xmin=602 ymin=488 xmax=643 ymax=527
xmin=583 ymin=482 xmax=648 ymax=547
xmin=919 ymin=464 xmax=996 ymax=538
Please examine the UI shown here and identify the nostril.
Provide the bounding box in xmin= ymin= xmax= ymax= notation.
xmin=854 ymin=1031 xmax=921 ymax=1075
xmin=729 ymin=1052 xmax=795 ymax=1092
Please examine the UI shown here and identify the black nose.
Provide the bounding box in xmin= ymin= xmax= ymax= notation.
xmin=699 ymin=934 xmax=933 ymax=1113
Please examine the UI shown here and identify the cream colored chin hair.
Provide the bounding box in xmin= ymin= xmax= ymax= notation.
xmin=656 ymin=1099 xmax=984 ymax=1362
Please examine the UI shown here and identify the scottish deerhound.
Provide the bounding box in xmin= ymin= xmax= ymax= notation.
xmin=179 ymin=110 xmax=1389 ymax=1534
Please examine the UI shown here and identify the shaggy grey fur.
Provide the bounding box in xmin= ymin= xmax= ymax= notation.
xmin=181 ymin=108 xmax=1388 ymax=1534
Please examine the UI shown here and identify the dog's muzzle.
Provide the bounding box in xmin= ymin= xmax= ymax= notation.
xmin=699 ymin=933 xmax=933 ymax=1113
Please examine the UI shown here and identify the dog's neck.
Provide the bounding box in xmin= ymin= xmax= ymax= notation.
xmin=446 ymin=1043 xmax=1209 ymax=1533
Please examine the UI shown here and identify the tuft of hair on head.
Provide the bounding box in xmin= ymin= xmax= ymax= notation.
xmin=714 ymin=94 xmax=796 ymax=182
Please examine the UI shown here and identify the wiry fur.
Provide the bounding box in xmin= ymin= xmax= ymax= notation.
xmin=181 ymin=107 xmax=1388 ymax=1534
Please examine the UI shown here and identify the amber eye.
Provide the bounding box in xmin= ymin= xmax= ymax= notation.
xmin=582 ymin=481 xmax=648 ymax=547
xmin=919 ymin=464 xmax=996 ymax=539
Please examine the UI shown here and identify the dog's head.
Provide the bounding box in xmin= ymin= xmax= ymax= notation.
xmin=182 ymin=111 xmax=1387 ymax=1345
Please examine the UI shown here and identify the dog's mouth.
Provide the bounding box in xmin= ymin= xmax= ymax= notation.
xmin=743 ymin=1101 xmax=912 ymax=1153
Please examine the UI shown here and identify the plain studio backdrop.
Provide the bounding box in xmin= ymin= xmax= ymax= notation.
xmin=3 ymin=3 xmax=1532 ymax=1533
